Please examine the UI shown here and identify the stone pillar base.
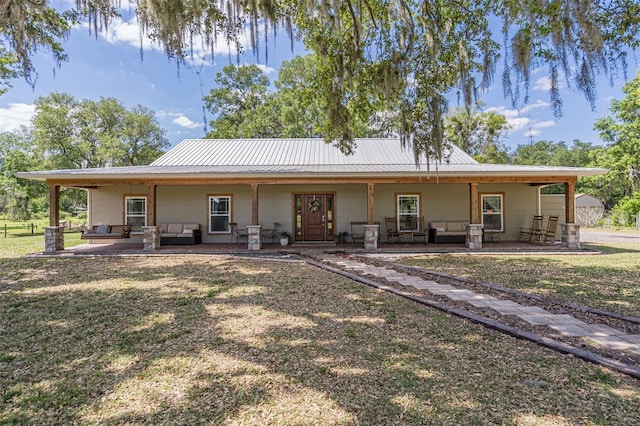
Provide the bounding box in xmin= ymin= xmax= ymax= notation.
xmin=247 ymin=225 xmax=262 ymax=250
xmin=466 ymin=224 xmax=483 ymax=250
xmin=143 ymin=226 xmax=160 ymax=251
xmin=364 ymin=225 xmax=379 ymax=250
xmin=561 ymin=223 xmax=581 ymax=249
xmin=44 ymin=226 xmax=64 ymax=253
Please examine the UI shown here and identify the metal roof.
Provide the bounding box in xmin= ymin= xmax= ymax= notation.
xmin=17 ymin=138 xmax=607 ymax=180
xmin=150 ymin=138 xmax=479 ymax=167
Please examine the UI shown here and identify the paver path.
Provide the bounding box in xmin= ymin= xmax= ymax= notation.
xmin=316 ymin=253 xmax=640 ymax=358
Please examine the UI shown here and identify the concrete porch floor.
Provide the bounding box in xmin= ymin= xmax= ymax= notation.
xmin=46 ymin=240 xmax=596 ymax=257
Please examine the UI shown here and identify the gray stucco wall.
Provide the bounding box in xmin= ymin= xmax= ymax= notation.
xmin=87 ymin=182 xmax=539 ymax=243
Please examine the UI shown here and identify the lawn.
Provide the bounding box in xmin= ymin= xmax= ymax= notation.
xmin=1 ymin=243 xmax=639 ymax=424
xmin=400 ymin=241 xmax=640 ymax=318
xmin=0 ymin=227 xmax=83 ymax=258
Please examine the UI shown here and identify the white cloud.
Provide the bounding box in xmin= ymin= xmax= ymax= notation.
xmin=485 ymin=105 xmax=530 ymax=130
xmin=533 ymin=76 xmax=566 ymax=91
xmin=506 ymin=116 xmax=532 ymax=132
xmin=157 ymin=111 xmax=202 ymax=129
xmin=94 ymin=16 xmax=263 ymax=67
xmin=0 ymin=103 xmax=36 ymax=132
xmin=533 ymin=76 xmax=552 ymax=91
xmin=255 ymin=64 xmax=276 ymax=74
xmin=519 ymin=99 xmax=551 ymax=114
xmin=100 ymin=17 xmax=159 ymax=51
xmin=533 ymin=120 xmax=556 ymax=130
xmin=485 ymin=101 xmax=556 ymax=136
xmin=172 ymin=115 xmax=202 ymax=129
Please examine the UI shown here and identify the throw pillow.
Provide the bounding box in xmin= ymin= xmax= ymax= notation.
xmin=96 ymin=224 xmax=110 ymax=234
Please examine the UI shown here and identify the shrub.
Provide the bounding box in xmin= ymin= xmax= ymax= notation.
xmin=609 ymin=192 xmax=640 ymax=226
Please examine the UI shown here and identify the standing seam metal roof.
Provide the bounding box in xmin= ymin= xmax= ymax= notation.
xmin=150 ymin=138 xmax=479 ymax=167
xmin=15 ymin=138 xmax=608 ymax=180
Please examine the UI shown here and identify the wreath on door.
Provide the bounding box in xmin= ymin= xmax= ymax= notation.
xmin=308 ymin=199 xmax=321 ymax=213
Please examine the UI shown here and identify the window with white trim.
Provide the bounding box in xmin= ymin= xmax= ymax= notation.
xmin=125 ymin=196 xmax=146 ymax=232
xmin=481 ymin=194 xmax=503 ymax=231
xmin=208 ymin=195 xmax=231 ymax=233
xmin=397 ymin=194 xmax=420 ymax=231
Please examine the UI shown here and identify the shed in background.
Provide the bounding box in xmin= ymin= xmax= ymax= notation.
xmin=541 ymin=193 xmax=605 ymax=226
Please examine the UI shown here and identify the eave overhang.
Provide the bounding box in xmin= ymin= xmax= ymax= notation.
xmin=16 ymin=164 xmax=607 ymax=186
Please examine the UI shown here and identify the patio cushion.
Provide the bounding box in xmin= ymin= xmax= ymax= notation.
xmin=430 ymin=221 xmax=446 ymax=230
xmin=167 ymin=223 xmax=183 ymax=233
xmin=96 ymin=224 xmax=111 ymax=234
xmin=183 ymin=223 xmax=200 ymax=233
xmin=159 ymin=224 xmax=169 ymax=233
xmin=447 ymin=222 xmax=465 ymax=232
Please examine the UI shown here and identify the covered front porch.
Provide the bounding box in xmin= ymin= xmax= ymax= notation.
xmin=42 ymin=176 xmax=583 ymax=253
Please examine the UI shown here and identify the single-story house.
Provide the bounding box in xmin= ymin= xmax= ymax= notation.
xmin=541 ymin=193 xmax=606 ymax=227
xmin=17 ymin=138 xmax=606 ymax=251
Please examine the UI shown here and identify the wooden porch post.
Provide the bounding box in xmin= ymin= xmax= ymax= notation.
xmin=147 ymin=184 xmax=157 ymax=226
xmin=565 ymin=179 xmax=576 ymax=223
xmin=47 ymin=183 xmax=60 ymax=226
xmin=367 ymin=183 xmax=375 ymax=224
xmin=469 ymin=183 xmax=480 ymax=223
xmin=251 ymin=184 xmax=259 ymax=225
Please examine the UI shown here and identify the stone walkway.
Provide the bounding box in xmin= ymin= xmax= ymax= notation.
xmin=316 ymin=253 xmax=640 ymax=358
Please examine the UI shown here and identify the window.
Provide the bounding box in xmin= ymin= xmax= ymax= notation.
xmin=397 ymin=194 xmax=420 ymax=231
xmin=208 ymin=195 xmax=231 ymax=233
xmin=481 ymin=194 xmax=504 ymax=231
xmin=125 ymin=196 xmax=146 ymax=232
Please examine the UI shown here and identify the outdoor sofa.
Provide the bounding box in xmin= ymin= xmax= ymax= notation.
xmin=159 ymin=223 xmax=202 ymax=245
xmin=428 ymin=221 xmax=469 ymax=243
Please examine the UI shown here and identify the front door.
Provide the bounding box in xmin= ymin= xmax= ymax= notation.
xmin=304 ymin=195 xmax=325 ymax=240
xmin=294 ymin=193 xmax=335 ymax=241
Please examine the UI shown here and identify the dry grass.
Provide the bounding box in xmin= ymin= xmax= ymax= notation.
xmin=1 ymin=254 xmax=639 ymax=424
xmin=401 ymin=241 xmax=640 ymax=318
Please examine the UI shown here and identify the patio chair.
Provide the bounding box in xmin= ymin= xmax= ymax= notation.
xmin=533 ymin=215 xmax=559 ymax=244
xmin=385 ymin=217 xmax=401 ymax=243
xmin=261 ymin=222 xmax=281 ymax=244
xmin=410 ymin=217 xmax=428 ymax=243
xmin=519 ymin=215 xmax=543 ymax=242
xmin=229 ymin=222 xmax=248 ymax=244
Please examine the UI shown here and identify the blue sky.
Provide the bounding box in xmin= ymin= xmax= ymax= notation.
xmin=0 ymin=10 xmax=635 ymax=151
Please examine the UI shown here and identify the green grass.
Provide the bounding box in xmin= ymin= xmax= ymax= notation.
xmin=0 ymin=226 xmax=84 ymax=258
xmin=1 ymin=247 xmax=639 ymax=424
xmin=401 ymin=240 xmax=640 ymax=317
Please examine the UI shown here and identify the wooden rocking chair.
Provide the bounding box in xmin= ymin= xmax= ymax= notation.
xmin=519 ymin=215 xmax=543 ymax=242
xmin=385 ymin=217 xmax=401 ymax=243
xmin=410 ymin=217 xmax=428 ymax=243
xmin=533 ymin=215 xmax=559 ymax=244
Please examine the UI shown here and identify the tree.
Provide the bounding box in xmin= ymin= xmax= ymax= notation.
xmin=512 ymin=139 xmax=596 ymax=167
xmin=0 ymin=93 xmax=170 ymax=218
xmin=32 ymin=92 xmax=169 ymax=169
xmin=444 ymin=105 xmax=511 ymax=163
xmin=0 ymin=129 xmax=46 ymax=219
xmin=4 ymin=1 xmax=640 ymax=160
xmin=204 ymin=57 xmax=368 ymax=139
xmin=271 ymin=55 xmax=333 ymax=138
xmin=0 ymin=1 xmax=79 ymax=94
xmin=204 ymin=64 xmax=272 ymax=138
xmin=512 ymin=139 xmax=598 ymax=195
xmin=590 ymin=70 xmax=640 ymax=210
